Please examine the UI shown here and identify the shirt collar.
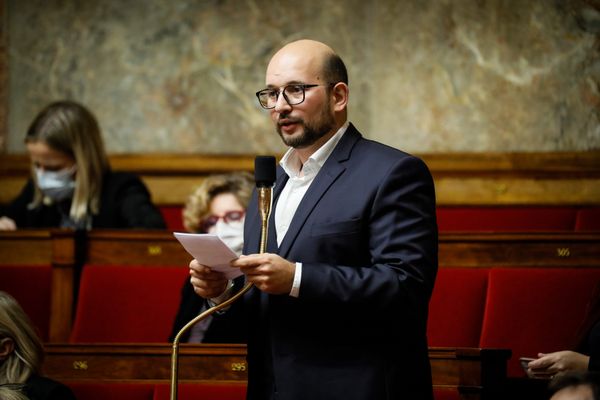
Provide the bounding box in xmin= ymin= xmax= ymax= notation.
xmin=280 ymin=121 xmax=349 ymax=178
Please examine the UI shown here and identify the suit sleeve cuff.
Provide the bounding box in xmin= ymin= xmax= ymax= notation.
xmin=289 ymin=262 xmax=302 ymax=298
xmin=207 ymin=279 xmax=235 ymax=310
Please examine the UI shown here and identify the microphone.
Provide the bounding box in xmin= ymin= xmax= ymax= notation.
xmin=170 ymin=155 xmax=277 ymax=400
xmin=254 ymin=156 xmax=276 ymax=252
xmin=255 ymin=155 xmax=277 ymax=188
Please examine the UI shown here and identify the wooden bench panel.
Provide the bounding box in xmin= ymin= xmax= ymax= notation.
xmin=0 ymin=229 xmax=77 ymax=342
xmin=439 ymin=233 xmax=600 ymax=268
xmin=84 ymin=230 xmax=191 ymax=267
xmin=83 ymin=231 xmax=600 ymax=269
xmin=45 ymin=344 xmax=248 ymax=383
xmin=44 ymin=343 xmax=510 ymax=399
xmin=0 ymin=229 xmax=54 ymax=264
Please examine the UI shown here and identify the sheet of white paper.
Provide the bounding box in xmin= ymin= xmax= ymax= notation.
xmin=173 ymin=232 xmax=242 ymax=280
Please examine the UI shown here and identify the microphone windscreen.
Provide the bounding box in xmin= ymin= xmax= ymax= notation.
xmin=254 ymin=156 xmax=277 ymax=188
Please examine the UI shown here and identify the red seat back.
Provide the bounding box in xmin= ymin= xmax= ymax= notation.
xmin=437 ymin=206 xmax=577 ymax=232
xmin=153 ymin=383 xmax=247 ymax=400
xmin=67 ymin=382 xmax=155 ymax=400
xmin=70 ymin=265 xmax=188 ymax=343
xmin=575 ymin=207 xmax=600 ymax=231
xmin=159 ymin=206 xmax=185 ymax=232
xmin=479 ymin=268 xmax=600 ymax=377
xmin=0 ymin=264 xmax=52 ymax=341
xmin=433 ymin=388 xmax=461 ymax=400
xmin=428 ymin=268 xmax=489 ymax=347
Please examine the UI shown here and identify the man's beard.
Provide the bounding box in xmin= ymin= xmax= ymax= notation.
xmin=277 ymin=106 xmax=335 ymax=149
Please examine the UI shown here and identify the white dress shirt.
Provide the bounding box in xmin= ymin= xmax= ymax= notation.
xmin=276 ymin=121 xmax=349 ymax=297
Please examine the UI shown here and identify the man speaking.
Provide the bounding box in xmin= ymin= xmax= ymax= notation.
xmin=189 ymin=39 xmax=438 ymax=400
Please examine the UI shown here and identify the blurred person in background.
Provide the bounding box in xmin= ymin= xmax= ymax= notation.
xmin=527 ymin=282 xmax=600 ymax=378
xmin=0 ymin=290 xmax=77 ymax=400
xmin=0 ymin=100 xmax=165 ymax=230
xmin=549 ymin=371 xmax=600 ymax=400
xmin=169 ymin=172 xmax=253 ymax=343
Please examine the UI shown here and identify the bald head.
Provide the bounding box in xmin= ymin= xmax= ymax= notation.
xmin=267 ymin=40 xmax=348 ymax=87
xmin=272 ymin=39 xmax=336 ymax=62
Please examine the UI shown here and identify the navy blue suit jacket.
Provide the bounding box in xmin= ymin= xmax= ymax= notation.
xmin=242 ymin=124 xmax=438 ymax=400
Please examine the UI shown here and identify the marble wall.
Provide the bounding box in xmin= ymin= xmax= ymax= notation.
xmin=6 ymin=0 xmax=600 ymax=154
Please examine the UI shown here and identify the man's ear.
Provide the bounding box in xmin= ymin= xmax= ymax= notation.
xmin=0 ymin=337 xmax=15 ymax=360
xmin=331 ymin=82 xmax=349 ymax=112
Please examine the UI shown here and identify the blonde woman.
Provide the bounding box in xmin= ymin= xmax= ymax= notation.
xmin=0 ymin=100 xmax=165 ymax=230
xmin=170 ymin=172 xmax=253 ymax=343
xmin=0 ymin=291 xmax=76 ymax=399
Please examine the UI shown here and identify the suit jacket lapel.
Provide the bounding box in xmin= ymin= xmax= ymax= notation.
xmin=277 ymin=125 xmax=362 ymax=258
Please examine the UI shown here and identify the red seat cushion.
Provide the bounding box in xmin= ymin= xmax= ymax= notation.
xmin=67 ymin=382 xmax=154 ymax=400
xmin=575 ymin=207 xmax=600 ymax=231
xmin=428 ymin=268 xmax=489 ymax=347
xmin=160 ymin=206 xmax=185 ymax=232
xmin=437 ymin=207 xmax=577 ymax=232
xmin=69 ymin=265 xmax=189 ymax=343
xmin=479 ymin=268 xmax=600 ymax=377
xmin=153 ymin=383 xmax=247 ymax=400
xmin=0 ymin=264 xmax=52 ymax=341
xmin=433 ymin=388 xmax=461 ymax=400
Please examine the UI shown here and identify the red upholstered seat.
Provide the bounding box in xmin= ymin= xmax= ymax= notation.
xmin=575 ymin=207 xmax=600 ymax=231
xmin=433 ymin=388 xmax=461 ymax=400
xmin=67 ymin=382 xmax=155 ymax=400
xmin=0 ymin=264 xmax=52 ymax=341
xmin=428 ymin=268 xmax=489 ymax=347
xmin=160 ymin=205 xmax=185 ymax=232
xmin=153 ymin=383 xmax=247 ymax=400
xmin=479 ymin=268 xmax=600 ymax=377
xmin=69 ymin=265 xmax=188 ymax=343
xmin=437 ymin=206 xmax=578 ymax=232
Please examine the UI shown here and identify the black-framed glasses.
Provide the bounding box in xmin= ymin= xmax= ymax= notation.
xmin=255 ymin=84 xmax=329 ymax=109
xmin=200 ymin=210 xmax=245 ymax=232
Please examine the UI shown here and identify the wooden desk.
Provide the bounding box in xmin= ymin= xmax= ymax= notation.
xmin=83 ymin=230 xmax=190 ymax=267
xmin=439 ymin=232 xmax=600 ymax=268
xmin=44 ymin=343 xmax=248 ymax=383
xmin=429 ymin=347 xmax=511 ymax=399
xmin=4 ymin=229 xmax=599 ymax=273
xmin=44 ymin=344 xmax=510 ymax=399
xmin=81 ymin=230 xmax=600 ymax=269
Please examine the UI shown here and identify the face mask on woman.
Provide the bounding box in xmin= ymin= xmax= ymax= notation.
xmin=35 ymin=165 xmax=76 ymax=202
xmin=214 ymin=218 xmax=245 ymax=256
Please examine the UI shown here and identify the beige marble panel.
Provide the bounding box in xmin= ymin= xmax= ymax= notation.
xmin=368 ymin=1 xmax=600 ymax=152
xmin=6 ymin=0 xmax=599 ymax=154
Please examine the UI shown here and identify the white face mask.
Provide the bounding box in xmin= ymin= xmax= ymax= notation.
xmin=214 ymin=218 xmax=244 ymax=256
xmin=35 ymin=165 xmax=76 ymax=202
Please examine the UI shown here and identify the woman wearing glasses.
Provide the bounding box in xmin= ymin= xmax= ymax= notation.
xmin=169 ymin=172 xmax=253 ymax=343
